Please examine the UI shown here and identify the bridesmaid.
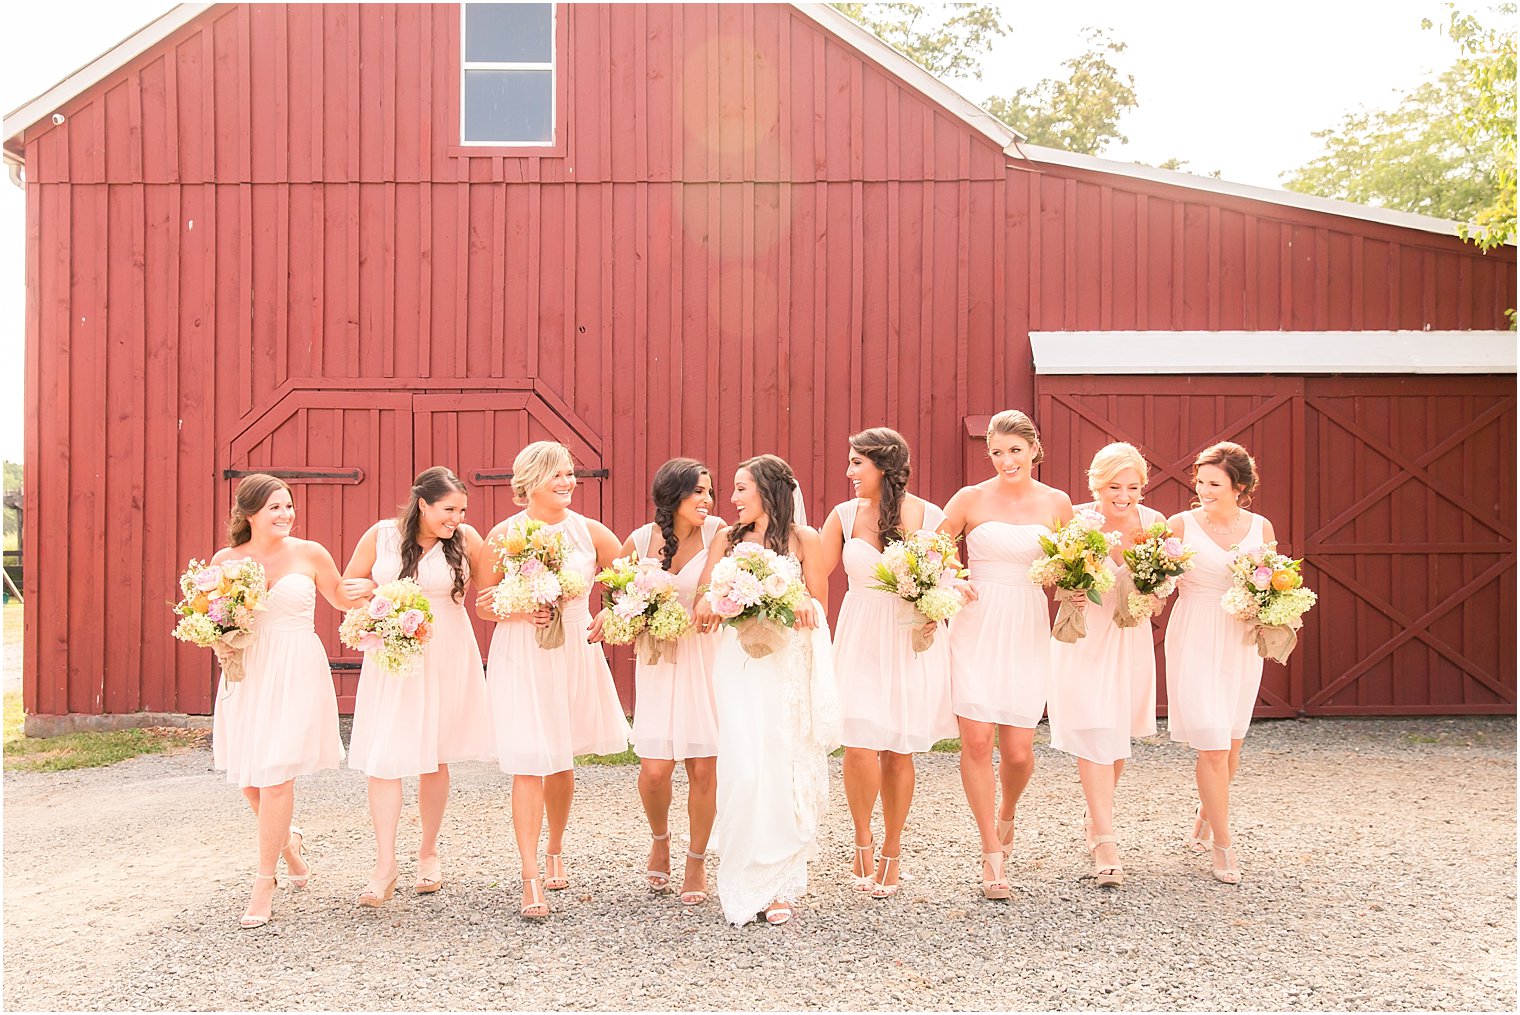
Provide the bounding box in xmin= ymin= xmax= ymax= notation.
xmin=1046 ymin=443 xmax=1163 ymax=889
xmin=693 ymin=454 xmax=837 ymax=927
xmin=817 ymin=428 xmax=958 ymax=899
xmin=341 ymin=466 xmax=495 ymax=907
xmin=1164 ymin=441 xmax=1275 ymax=886
xmin=938 ymin=410 xmax=1072 ymax=901
xmin=473 ymin=441 xmax=631 ymax=920
xmin=209 ymin=473 xmax=358 ymax=928
xmin=592 ymin=458 xmax=724 ymax=906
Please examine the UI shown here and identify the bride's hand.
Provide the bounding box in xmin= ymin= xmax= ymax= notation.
xmin=793 ymin=600 xmax=819 ymax=630
xmin=693 ymin=597 xmax=719 ymax=634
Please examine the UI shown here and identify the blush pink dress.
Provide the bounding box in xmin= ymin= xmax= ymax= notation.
xmin=830 ymin=499 xmax=959 ymax=753
xmin=948 ymin=522 xmax=1051 ymax=727
xmin=629 ymin=518 xmax=723 ymax=761
xmin=486 ymin=511 xmax=631 ymax=775
xmin=1046 ymin=505 xmax=1163 ymax=764
xmin=1163 ymin=511 xmax=1268 ymax=750
xmin=347 ymin=520 xmax=495 ymax=779
xmin=212 ymin=572 xmax=344 ymax=788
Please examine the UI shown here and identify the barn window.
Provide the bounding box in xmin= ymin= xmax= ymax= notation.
xmin=461 ymin=3 xmax=556 ymax=145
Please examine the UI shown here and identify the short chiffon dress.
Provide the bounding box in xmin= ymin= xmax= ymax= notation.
xmin=948 ymin=522 xmax=1051 ymax=727
xmin=485 ymin=510 xmax=631 ymax=775
xmin=347 ymin=520 xmax=495 ymax=779
xmin=212 ymin=571 xmax=345 ymax=788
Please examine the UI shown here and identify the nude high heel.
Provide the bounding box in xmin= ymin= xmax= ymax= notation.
xmin=240 ymin=872 xmax=278 ymax=929
xmin=850 ymin=839 xmax=876 ymax=892
xmin=871 ymin=855 xmax=902 ymax=899
xmin=646 ymin=831 xmax=672 ymax=892
xmin=980 ymin=852 xmax=1011 ymax=901
xmin=996 ymin=816 xmax=1015 ymax=856
xmin=1086 ymin=834 xmax=1125 ymax=888
xmin=544 ymin=853 xmax=569 ymax=891
xmin=356 ymin=872 xmax=398 ymax=908
xmin=1211 ymin=842 xmax=1242 ymax=885
xmin=284 ymin=827 xmax=310 ymax=889
xmin=521 ymin=876 xmax=549 ymax=920
xmin=679 ymin=851 xmax=708 ymax=906
xmin=1185 ymin=803 xmax=1212 ymax=854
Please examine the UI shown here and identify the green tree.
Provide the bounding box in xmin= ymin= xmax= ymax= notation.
xmin=1432 ymin=3 xmax=1516 ymax=248
xmin=981 ymin=28 xmax=1138 ymax=154
xmin=830 ymin=2 xmax=1008 ymax=80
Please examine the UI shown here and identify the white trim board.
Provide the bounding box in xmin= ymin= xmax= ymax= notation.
xmin=1030 ymin=331 xmax=1519 ymax=375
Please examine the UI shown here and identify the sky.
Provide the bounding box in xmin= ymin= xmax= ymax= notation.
xmin=0 ymin=0 xmax=1484 ymax=464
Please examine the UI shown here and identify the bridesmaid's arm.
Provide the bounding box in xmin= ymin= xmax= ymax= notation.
xmin=936 ymin=488 xmax=979 ymax=605
xmin=795 ymin=526 xmax=827 ymax=629
xmin=815 ymin=507 xmax=845 ymax=577
xmin=472 ymin=520 xmax=509 ymax=622
xmin=1049 ymin=487 xmax=1075 ymax=526
xmin=339 ymin=523 xmax=381 ymax=602
xmin=690 ymin=526 xmax=732 ymax=634
xmin=585 ymin=518 xmax=625 ymax=571
xmin=306 ymin=541 xmax=364 ymax=611
xmin=1260 ymin=516 xmax=1278 ymax=548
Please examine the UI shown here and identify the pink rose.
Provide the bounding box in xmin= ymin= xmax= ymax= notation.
xmin=1251 ymin=566 xmax=1273 ymax=590
xmin=194 ymin=568 xmax=222 ymax=592
xmin=367 ymin=595 xmax=394 ymax=619
xmin=519 ymin=557 xmax=546 ymax=577
xmin=1163 ymin=538 xmax=1185 ymax=559
xmin=761 ymin=574 xmax=790 ymax=599
xmin=207 ymin=598 xmax=231 ymax=625
xmin=398 ymin=609 xmax=425 ymax=636
xmin=358 ymin=631 xmax=384 ymax=653
xmin=712 ymin=596 xmax=743 ymax=619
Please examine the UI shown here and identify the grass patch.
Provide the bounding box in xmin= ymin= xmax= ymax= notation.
xmin=1405 ymin=732 xmax=1442 ymax=744
xmin=576 ymin=746 xmax=639 ymax=766
xmin=932 ymin=737 xmax=962 ymax=753
xmin=3 ymin=690 xmax=207 ymax=773
xmin=3 ymin=601 xmax=22 ymax=647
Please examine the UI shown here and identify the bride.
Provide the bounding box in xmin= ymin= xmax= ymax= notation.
xmin=692 ymin=454 xmax=840 ymax=926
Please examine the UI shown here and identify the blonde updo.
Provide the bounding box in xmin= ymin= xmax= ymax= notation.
xmin=1087 ymin=442 xmax=1149 ymax=493
xmin=985 ymin=409 xmax=1044 ymax=465
xmin=510 ymin=441 xmax=575 ymax=506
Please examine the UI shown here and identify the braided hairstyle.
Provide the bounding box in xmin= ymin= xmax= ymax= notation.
xmin=849 ymin=427 xmax=912 ymax=544
xmin=650 ymin=458 xmax=712 ymax=571
xmin=726 ymin=454 xmax=799 ymax=557
xmin=396 ymin=466 xmax=470 ymax=603
xmin=226 ymin=474 xmax=292 ymax=547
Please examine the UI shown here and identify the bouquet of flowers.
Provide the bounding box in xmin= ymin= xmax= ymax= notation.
xmin=171 ymin=557 xmax=268 ymax=683
xmin=489 ymin=519 xmax=590 ymax=649
xmin=1115 ymin=522 xmax=1197 ymax=628
xmin=1222 ymin=543 xmax=1317 ymax=663
xmin=594 ymin=554 xmax=693 ymax=665
xmin=339 ymin=578 xmax=435 ymax=675
xmin=870 ymin=529 xmax=970 ymax=652
xmin=704 ymin=543 xmax=809 ymax=659
xmin=1027 ymin=507 xmax=1120 ymax=643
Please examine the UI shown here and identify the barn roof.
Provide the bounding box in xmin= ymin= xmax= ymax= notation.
xmin=0 ymin=2 xmax=1502 ymax=245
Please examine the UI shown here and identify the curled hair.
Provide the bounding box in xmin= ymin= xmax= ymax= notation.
xmin=849 ymin=427 xmax=911 ymax=544
xmin=226 ymin=474 xmax=292 ymax=547
xmin=1193 ymin=441 xmax=1260 ymax=508
xmin=1087 ymin=442 xmax=1149 ymax=494
xmin=510 ymin=441 xmax=575 ymax=506
xmin=726 ymin=454 xmax=799 ymax=557
xmin=650 ymin=458 xmax=711 ymax=571
xmin=986 ymin=409 xmax=1045 ymax=465
xmin=397 ymin=466 xmax=470 ymax=603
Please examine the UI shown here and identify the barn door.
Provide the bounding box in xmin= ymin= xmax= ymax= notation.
xmin=411 ymin=390 xmax=616 ymax=698
xmin=225 ymin=391 xmax=415 ymax=712
xmin=1300 ymin=377 xmax=1516 ymax=714
xmin=1035 ymin=376 xmax=1303 ymax=718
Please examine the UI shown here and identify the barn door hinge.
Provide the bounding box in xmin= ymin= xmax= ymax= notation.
xmin=222 ymin=468 xmax=365 ymax=484
xmin=470 ymin=468 xmax=608 ymax=484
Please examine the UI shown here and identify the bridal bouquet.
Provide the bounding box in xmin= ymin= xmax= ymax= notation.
xmin=489 ymin=519 xmax=590 ymax=649
xmin=171 ymin=557 xmax=268 ymax=683
xmin=870 ymin=529 xmax=970 ymax=652
xmin=1115 ymin=522 xmax=1197 ymax=627
xmin=704 ymin=543 xmax=809 ymax=659
xmin=594 ymin=554 xmax=692 ymax=665
xmin=1222 ymin=543 xmax=1317 ymax=663
xmin=339 ymin=578 xmax=435 ymax=675
xmin=1028 ymin=507 xmax=1120 ymax=643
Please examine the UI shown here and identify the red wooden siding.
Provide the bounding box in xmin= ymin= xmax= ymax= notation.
xmin=15 ymin=3 xmax=1516 ymax=717
xmin=1036 ymin=375 xmax=1517 ymax=716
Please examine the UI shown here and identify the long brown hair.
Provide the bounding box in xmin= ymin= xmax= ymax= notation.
xmin=849 ymin=427 xmax=911 ymax=544
xmin=227 ymin=474 xmax=292 ymax=547
xmin=1192 ymin=441 xmax=1259 ymax=509
xmin=397 ymin=466 xmax=470 ymax=603
xmin=726 ymin=454 xmax=799 ymax=557
xmin=650 ymin=458 xmax=711 ymax=571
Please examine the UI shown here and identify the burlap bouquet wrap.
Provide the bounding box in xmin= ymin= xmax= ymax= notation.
xmin=535 ymin=606 xmax=566 ymax=650
xmin=634 ymin=631 xmax=678 ymax=666
xmin=1251 ymin=619 xmax=1301 ymax=664
xmin=212 ymin=629 xmax=257 ymax=684
xmin=895 ymin=599 xmax=937 ymax=653
xmin=734 ymin=616 xmax=790 ymax=659
xmin=1052 ymin=588 xmax=1091 ymax=644
xmin=1110 ymin=572 xmax=1141 ymax=629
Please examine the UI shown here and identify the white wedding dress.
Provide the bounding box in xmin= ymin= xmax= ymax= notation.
xmin=713 ymin=599 xmax=840 ymax=926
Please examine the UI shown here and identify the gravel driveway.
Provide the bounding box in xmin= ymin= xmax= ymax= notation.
xmin=2 ymin=713 xmax=1514 ymax=1011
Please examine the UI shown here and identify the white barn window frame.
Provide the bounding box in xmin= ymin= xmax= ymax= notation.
xmin=459 ymin=2 xmax=558 ymax=147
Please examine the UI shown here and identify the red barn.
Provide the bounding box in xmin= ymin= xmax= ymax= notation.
xmin=4 ymin=2 xmax=1514 ymax=731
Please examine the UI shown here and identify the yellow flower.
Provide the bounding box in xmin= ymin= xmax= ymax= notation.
xmin=501 ymin=529 xmax=529 ymax=555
